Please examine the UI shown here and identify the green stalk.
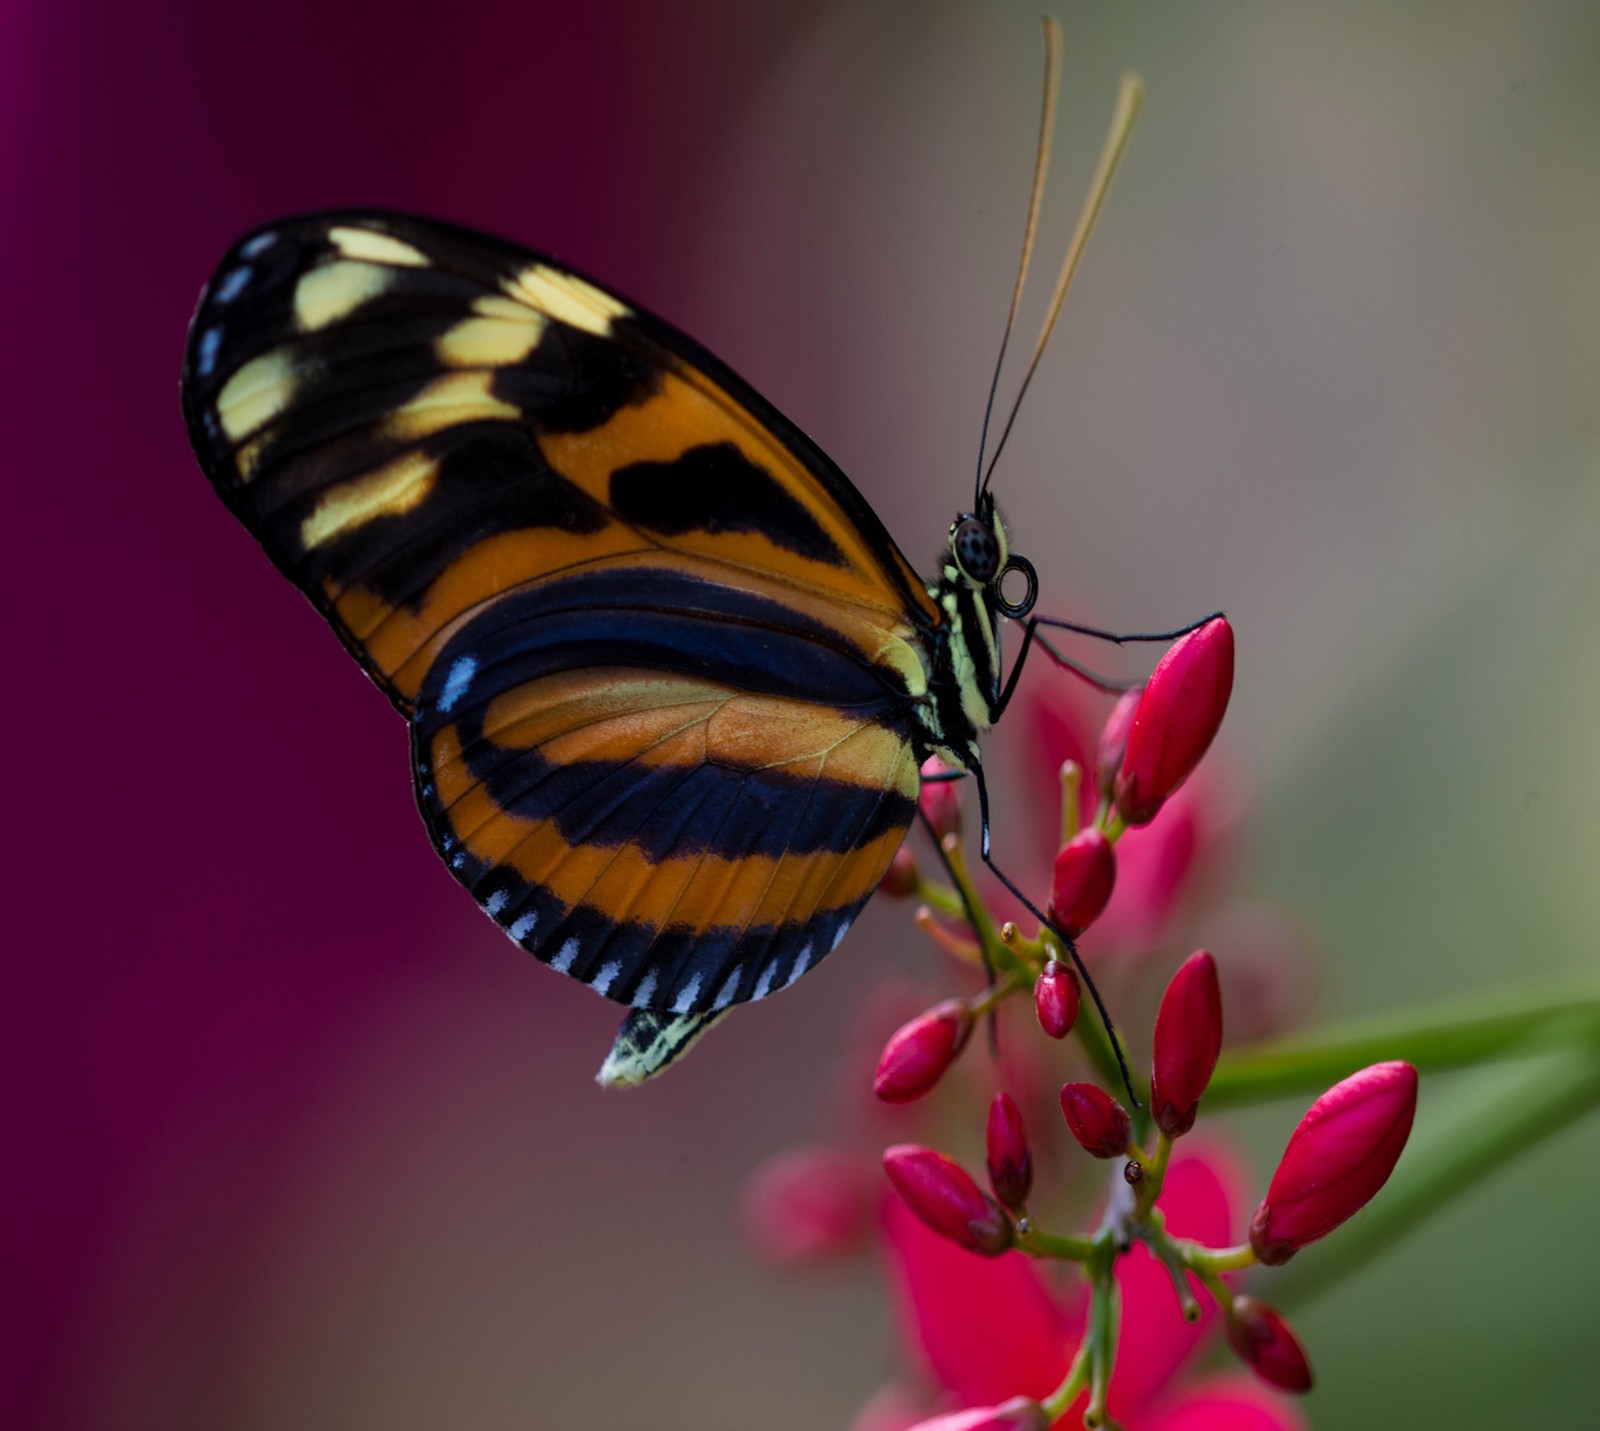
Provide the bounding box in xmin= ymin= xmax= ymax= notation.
xmin=1083 ymin=1263 xmax=1120 ymax=1429
xmin=1207 ymin=985 xmax=1600 ymax=1106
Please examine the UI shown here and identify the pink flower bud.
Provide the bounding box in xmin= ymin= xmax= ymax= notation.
xmin=919 ymin=757 xmax=963 ymax=839
xmin=874 ymin=1000 xmax=974 ymax=1103
xmin=1226 ymin=1296 xmax=1314 ymax=1393
xmin=1033 ymin=960 xmax=1080 ymax=1039
xmin=878 ymin=844 xmax=919 ymax=899
xmin=1095 ymin=687 xmax=1142 ymax=800
xmin=1150 ymin=950 xmax=1223 ymax=1138
xmin=906 ymin=1398 xmax=1049 ymax=1431
xmin=882 ymin=1144 xmax=1014 ymax=1257
xmin=1059 ymin=1081 xmax=1133 ymax=1159
xmin=1250 ymin=1060 xmax=1418 ymax=1265
xmin=741 ymin=1148 xmax=871 ymax=1264
xmin=1115 ymin=616 xmax=1234 ymax=827
xmin=985 ymin=1092 xmax=1032 ymax=1210
xmin=1047 ymin=828 xmax=1117 ymax=938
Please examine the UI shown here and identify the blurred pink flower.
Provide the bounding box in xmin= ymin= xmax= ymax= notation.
xmin=742 ymin=1148 xmax=874 ymax=1264
xmin=867 ymin=1146 xmax=1310 ymax=1431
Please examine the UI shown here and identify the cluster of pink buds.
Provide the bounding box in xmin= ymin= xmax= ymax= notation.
xmin=882 ymin=946 xmax=1418 ymax=1417
xmin=872 ymin=618 xmax=1237 ymax=1105
xmin=758 ymin=615 xmax=1431 ymax=1428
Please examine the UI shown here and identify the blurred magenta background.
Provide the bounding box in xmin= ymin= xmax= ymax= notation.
xmin=7 ymin=3 xmax=1600 ymax=1429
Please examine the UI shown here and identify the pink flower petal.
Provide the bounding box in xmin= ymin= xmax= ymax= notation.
xmin=880 ymin=1193 xmax=1076 ymax=1405
xmin=1139 ymin=1373 xmax=1311 ymax=1431
xmin=1091 ymin=784 xmax=1203 ymax=952
xmin=850 ymin=1381 xmax=929 ymax=1431
xmin=1025 ymin=683 xmax=1101 ymax=850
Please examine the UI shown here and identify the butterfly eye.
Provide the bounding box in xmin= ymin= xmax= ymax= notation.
xmin=952 ymin=517 xmax=1001 ymax=585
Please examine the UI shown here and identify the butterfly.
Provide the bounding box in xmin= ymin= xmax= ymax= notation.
xmin=180 ymin=36 xmax=1150 ymax=1088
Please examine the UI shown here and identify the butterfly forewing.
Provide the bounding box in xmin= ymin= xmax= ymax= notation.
xmin=182 ymin=211 xmax=939 ymax=1018
xmin=183 ymin=212 xmax=937 ymax=709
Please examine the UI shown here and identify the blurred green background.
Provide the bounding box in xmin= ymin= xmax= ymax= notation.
xmin=13 ymin=2 xmax=1598 ymax=1428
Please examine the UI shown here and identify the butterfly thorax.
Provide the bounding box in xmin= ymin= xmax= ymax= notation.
xmin=917 ymin=504 xmax=1034 ymax=772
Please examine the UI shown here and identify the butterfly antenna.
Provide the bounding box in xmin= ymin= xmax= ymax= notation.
xmin=982 ymin=70 xmax=1144 ymax=495
xmin=972 ymin=16 xmax=1062 ymax=511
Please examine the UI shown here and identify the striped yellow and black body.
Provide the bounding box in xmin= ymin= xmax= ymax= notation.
xmin=181 ymin=211 xmax=1019 ymax=1081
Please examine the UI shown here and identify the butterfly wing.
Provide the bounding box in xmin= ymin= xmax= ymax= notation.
xmin=181 ymin=211 xmax=938 ymax=711
xmin=182 ymin=211 xmax=936 ymax=1014
xmin=417 ymin=660 xmax=919 ymax=1013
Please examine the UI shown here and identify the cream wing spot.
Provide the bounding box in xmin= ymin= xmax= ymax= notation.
xmin=327 ymin=225 xmax=429 ymax=267
xmin=505 ymin=263 xmax=629 ymax=336
xmin=436 ymin=297 xmax=547 ymax=368
xmin=385 ymin=370 xmax=520 ymax=441
xmin=299 ymin=448 xmax=438 ymax=550
xmin=294 ymin=260 xmax=395 ymax=331
xmin=216 ymin=349 xmax=297 ymax=443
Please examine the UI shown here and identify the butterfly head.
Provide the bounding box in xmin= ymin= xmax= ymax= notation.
xmin=949 ymin=501 xmax=1038 ymax=620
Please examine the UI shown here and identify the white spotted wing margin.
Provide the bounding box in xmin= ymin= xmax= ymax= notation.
xmin=596 ymin=1009 xmax=729 ymax=1088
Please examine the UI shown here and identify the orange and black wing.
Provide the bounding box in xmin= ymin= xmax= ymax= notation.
xmin=181 ymin=211 xmax=937 ymax=1013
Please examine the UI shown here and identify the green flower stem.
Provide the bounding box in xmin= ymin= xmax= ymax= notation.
xmin=1060 ymin=760 xmax=1083 ymax=844
xmin=1039 ymin=1342 xmax=1092 ymax=1423
xmin=1083 ymin=1261 xmax=1120 ymax=1429
xmin=1271 ymin=1040 xmax=1600 ymax=1309
xmin=913 ymin=876 xmax=967 ymax=922
xmin=970 ymin=973 xmax=1029 ymax=1020
xmin=1182 ymin=1241 xmax=1257 ymax=1274
xmin=1189 ymin=1263 xmax=1234 ymax=1314
xmin=1142 ymin=1130 xmax=1173 ymax=1202
xmin=1145 ymin=1228 xmax=1201 ymax=1323
xmin=940 ymin=836 xmax=1034 ymax=981
xmin=1017 ymin=1225 xmax=1096 ymax=1262
xmin=1207 ymin=985 xmax=1600 ymax=1107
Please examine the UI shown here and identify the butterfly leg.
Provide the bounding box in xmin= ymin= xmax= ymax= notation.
xmin=1030 ymin=611 xmax=1224 ymax=645
xmin=915 ymin=799 xmax=1005 ymax=1054
xmin=969 ymin=762 xmax=1140 ymax=1108
xmin=994 ymin=610 xmax=1225 ymax=721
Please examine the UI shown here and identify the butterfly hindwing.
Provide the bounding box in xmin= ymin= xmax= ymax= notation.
xmin=181 ymin=211 xmax=941 ymax=1024
xmin=416 ymin=654 xmax=920 ymax=1014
